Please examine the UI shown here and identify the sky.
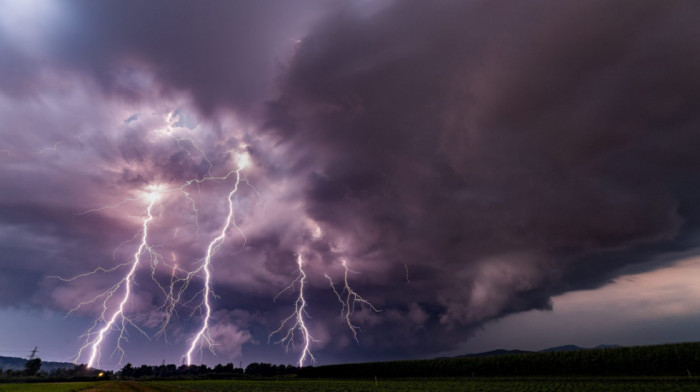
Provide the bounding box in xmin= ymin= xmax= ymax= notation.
xmin=1 ymin=0 xmax=700 ymax=370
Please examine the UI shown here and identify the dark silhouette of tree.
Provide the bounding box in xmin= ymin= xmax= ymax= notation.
xmin=133 ymin=364 xmax=153 ymax=378
xmin=243 ymin=362 xmax=298 ymax=377
xmin=23 ymin=357 xmax=41 ymax=376
xmin=120 ymin=363 xmax=134 ymax=378
xmin=198 ymin=364 xmax=209 ymax=374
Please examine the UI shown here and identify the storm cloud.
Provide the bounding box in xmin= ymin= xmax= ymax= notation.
xmin=1 ymin=0 xmax=700 ymax=367
xmin=266 ymin=0 xmax=700 ymax=350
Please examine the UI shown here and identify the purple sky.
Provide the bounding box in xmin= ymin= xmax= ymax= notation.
xmin=2 ymin=0 xmax=700 ymax=370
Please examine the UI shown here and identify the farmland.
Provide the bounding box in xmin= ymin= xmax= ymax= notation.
xmin=0 ymin=382 xmax=97 ymax=392
xmin=3 ymin=343 xmax=700 ymax=390
xmin=1 ymin=378 xmax=700 ymax=392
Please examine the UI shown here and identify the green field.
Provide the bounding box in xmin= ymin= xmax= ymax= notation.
xmin=2 ymin=378 xmax=700 ymax=392
xmin=0 ymin=382 xmax=97 ymax=392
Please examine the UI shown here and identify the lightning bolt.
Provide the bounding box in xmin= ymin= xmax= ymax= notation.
xmin=156 ymin=261 xmax=179 ymax=340
xmin=269 ymin=254 xmax=316 ymax=367
xmin=63 ymin=108 xmax=257 ymax=367
xmin=325 ymin=259 xmax=380 ymax=343
xmin=60 ymin=107 xmax=384 ymax=367
xmin=75 ymin=187 xmax=161 ymax=368
xmin=184 ymin=152 xmax=249 ymax=365
xmin=71 ymin=157 xmax=250 ymax=366
xmin=153 ymin=111 xmax=214 ymax=237
xmin=38 ymin=140 xmax=65 ymax=154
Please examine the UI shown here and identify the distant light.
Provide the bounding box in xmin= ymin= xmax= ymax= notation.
xmin=143 ymin=184 xmax=163 ymax=203
xmin=236 ymin=151 xmax=251 ymax=169
xmin=98 ymin=372 xmax=104 ymax=377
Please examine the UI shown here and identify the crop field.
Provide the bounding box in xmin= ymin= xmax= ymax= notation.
xmin=2 ymin=378 xmax=700 ymax=392
xmin=0 ymin=382 xmax=97 ymax=392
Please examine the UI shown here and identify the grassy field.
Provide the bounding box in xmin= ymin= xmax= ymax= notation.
xmin=0 ymin=382 xmax=97 ymax=392
xmin=1 ymin=378 xmax=700 ymax=391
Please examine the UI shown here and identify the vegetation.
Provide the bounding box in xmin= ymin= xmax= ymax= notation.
xmin=299 ymin=342 xmax=700 ymax=378
xmin=0 ymin=360 xmax=291 ymax=383
xmin=0 ymin=382 xmax=97 ymax=392
xmin=3 ymin=378 xmax=700 ymax=392
xmin=0 ymin=355 xmax=74 ymax=372
xmin=23 ymin=359 xmax=41 ymax=377
xmin=2 ymin=341 xmax=700 ymax=388
xmin=0 ymin=363 xmax=107 ymax=383
xmin=144 ymin=378 xmax=700 ymax=392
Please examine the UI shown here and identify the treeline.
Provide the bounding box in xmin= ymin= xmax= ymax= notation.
xmin=299 ymin=342 xmax=700 ymax=378
xmin=116 ymin=361 xmax=297 ymax=379
xmin=0 ymin=355 xmax=74 ymax=372
xmin=0 ymin=357 xmax=300 ymax=383
xmin=5 ymin=341 xmax=700 ymax=382
xmin=0 ymin=360 xmax=108 ymax=383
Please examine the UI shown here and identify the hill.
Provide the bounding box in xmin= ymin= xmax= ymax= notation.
xmin=455 ymin=349 xmax=534 ymax=357
xmin=539 ymin=344 xmax=583 ymax=352
xmin=0 ymin=356 xmax=75 ymax=372
xmin=457 ymin=344 xmax=622 ymax=357
xmin=299 ymin=341 xmax=700 ymax=378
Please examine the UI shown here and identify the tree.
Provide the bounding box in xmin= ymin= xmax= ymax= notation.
xmin=120 ymin=363 xmax=134 ymax=378
xmin=24 ymin=358 xmax=41 ymax=376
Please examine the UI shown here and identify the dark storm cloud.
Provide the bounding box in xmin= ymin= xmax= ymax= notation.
xmin=0 ymin=34 xmax=40 ymax=97
xmin=266 ymin=0 xmax=700 ymax=354
xmin=3 ymin=0 xmax=700 ymax=366
xmin=0 ymin=202 xmax=137 ymax=309
xmin=39 ymin=0 xmax=330 ymax=115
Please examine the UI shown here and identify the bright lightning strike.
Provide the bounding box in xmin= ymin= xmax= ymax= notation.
xmin=184 ymin=152 xmax=249 ymax=365
xmin=269 ymin=254 xmax=315 ymax=367
xmin=153 ymin=112 xmax=214 ymax=178
xmin=68 ymin=109 xmax=255 ymax=367
xmin=61 ymin=107 xmax=384 ymax=367
xmin=325 ymin=259 xmax=380 ymax=343
xmin=235 ymin=150 xmax=250 ymax=170
xmin=76 ymin=195 xmax=158 ymax=368
xmin=143 ymin=184 xmax=163 ymax=203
